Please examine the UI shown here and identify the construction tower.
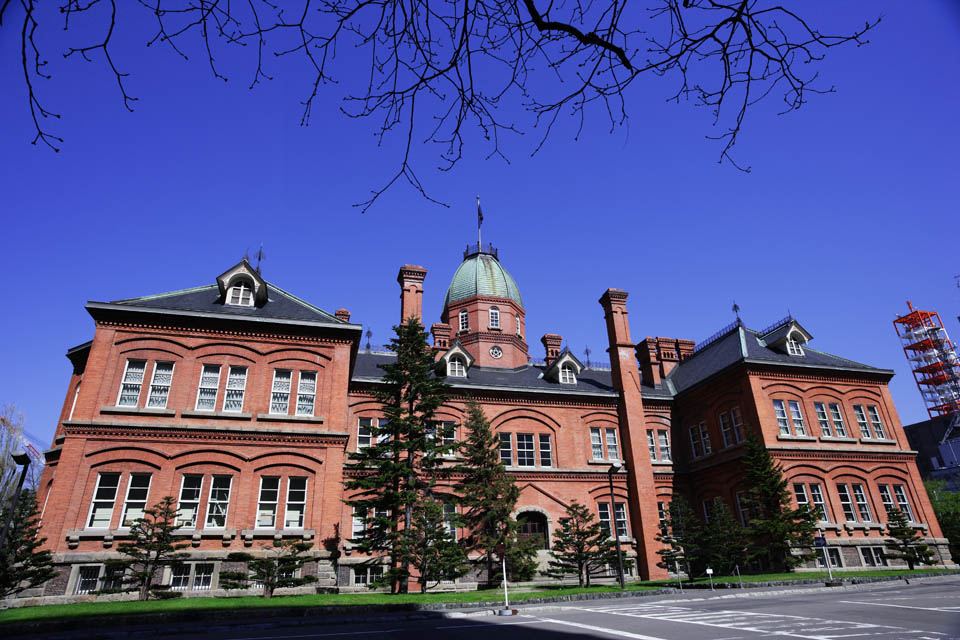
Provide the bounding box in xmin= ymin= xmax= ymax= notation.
xmin=894 ymin=301 xmax=960 ymax=418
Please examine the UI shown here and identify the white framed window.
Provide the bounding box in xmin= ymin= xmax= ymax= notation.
xmin=867 ymin=406 xmax=887 ymax=439
xmin=170 ymin=564 xmax=191 ymax=591
xmin=194 ymin=563 xmax=214 ymax=590
xmin=270 ymin=369 xmax=292 ymax=414
xmin=773 ymin=400 xmax=790 ymax=435
xmin=516 ymin=434 xmax=535 ymax=466
xmin=647 ymin=430 xmax=657 ymax=460
xmin=176 ymin=475 xmax=203 ymax=528
xmin=499 ymin=432 xmax=513 ymax=465
xmin=354 ymin=565 xmax=383 ymax=585
xmin=101 ymin=565 xmax=125 ymax=591
xmin=539 ymin=434 xmax=553 ymax=467
xmin=224 ymin=366 xmax=247 ymax=412
xmin=719 ymin=412 xmax=734 ymax=447
xmin=689 ymin=425 xmax=704 ymax=458
xmin=146 ymin=362 xmax=174 ymax=408
xmin=605 ymin=427 xmax=620 ymax=460
xmin=195 ymin=364 xmax=221 ymax=411
xmin=459 ymin=309 xmax=469 ymax=332
xmin=352 ymin=505 xmax=366 ymax=538
xmin=860 ymin=546 xmax=888 ymax=567
xmin=892 ymin=485 xmax=915 ymax=521
xmin=817 ymin=548 xmax=843 ymax=569
xmin=116 ymin=359 xmax=146 ymax=407
xmin=560 ymin=364 xmax=576 ymax=384
xmin=590 ymin=427 xmax=604 ymax=460
xmin=447 ymin=357 xmax=466 ymax=377
xmin=809 ymin=483 xmax=829 ymax=522
xmin=788 ymin=401 xmax=807 ymax=435
xmin=257 ymin=476 xmax=281 ymax=528
xmin=814 ymin=402 xmax=832 ymax=437
xmin=828 ymin=403 xmax=848 ymax=437
xmin=837 ymin=483 xmax=857 ymax=522
xmin=443 ymin=503 xmax=458 ymax=538
xmin=852 ymin=483 xmax=873 ymax=522
xmin=598 ymin=502 xmax=628 ymax=537
xmin=296 ymin=371 xmax=317 ymax=416
xmin=516 ymin=314 xmax=522 ymax=337
xmin=786 ymin=338 xmax=804 ymax=356
xmin=793 ymin=483 xmax=809 ymax=511
xmin=853 ymin=405 xmax=872 ymax=439
xmin=357 ymin=417 xmax=373 ymax=450
xmin=735 ymin=492 xmax=750 ymax=526
xmin=87 ymin=472 xmax=121 ymax=529
xmin=69 ymin=382 xmax=81 ymax=421
xmin=441 ymin=421 xmax=457 ymax=447
xmin=121 ymin=473 xmax=152 ymax=527
xmin=76 ymin=566 xmax=102 ymax=594
xmin=489 ymin=306 xmax=500 ymax=329
xmin=205 ymin=475 xmax=232 ymax=528
xmin=285 ymin=477 xmax=307 ymax=528
xmin=227 ymin=281 xmax=254 ymax=306
xmin=657 ymin=502 xmax=668 ymax=527
xmin=658 ymin=430 xmax=672 ymax=461
xmin=731 ymin=407 xmax=745 ymax=442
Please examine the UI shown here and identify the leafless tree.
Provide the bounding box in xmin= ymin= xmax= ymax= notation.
xmin=4 ymin=1 xmax=879 ymax=210
xmin=0 ymin=405 xmax=42 ymax=505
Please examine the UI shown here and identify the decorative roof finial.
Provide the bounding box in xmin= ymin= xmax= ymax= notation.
xmin=254 ymin=242 xmax=266 ymax=275
xmin=732 ymin=300 xmax=741 ymax=324
xmin=476 ymin=195 xmax=484 ymax=247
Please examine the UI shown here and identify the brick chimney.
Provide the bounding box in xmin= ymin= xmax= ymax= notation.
xmin=677 ymin=339 xmax=695 ymax=361
xmin=397 ymin=265 xmax=427 ymax=324
xmin=431 ymin=323 xmax=452 ymax=351
xmin=541 ymin=334 xmax=563 ymax=366
xmin=655 ymin=337 xmax=680 ymax=377
xmin=635 ymin=338 xmax=661 ymax=386
xmin=335 ymin=308 xmax=351 ymax=323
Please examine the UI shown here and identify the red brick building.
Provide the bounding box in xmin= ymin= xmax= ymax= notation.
xmin=30 ymin=247 xmax=952 ymax=600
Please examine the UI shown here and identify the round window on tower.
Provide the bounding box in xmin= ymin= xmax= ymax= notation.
xmin=490 ymin=346 xmax=503 ymax=359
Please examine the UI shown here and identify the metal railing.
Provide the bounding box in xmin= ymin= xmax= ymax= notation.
xmin=463 ymin=243 xmax=498 ymax=259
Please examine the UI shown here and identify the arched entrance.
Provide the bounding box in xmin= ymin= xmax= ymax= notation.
xmin=517 ymin=511 xmax=549 ymax=549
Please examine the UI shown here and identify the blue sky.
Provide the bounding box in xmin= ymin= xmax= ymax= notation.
xmin=1 ymin=2 xmax=958 ymax=448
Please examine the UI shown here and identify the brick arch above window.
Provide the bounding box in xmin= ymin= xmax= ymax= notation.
xmin=489 ymin=407 xmax=563 ymax=433
xmin=88 ymin=457 xmax=163 ymax=471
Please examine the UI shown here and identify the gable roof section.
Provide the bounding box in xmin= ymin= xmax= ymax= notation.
xmin=667 ymin=322 xmax=891 ymax=394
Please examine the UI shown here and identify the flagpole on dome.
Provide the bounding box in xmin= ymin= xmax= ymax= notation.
xmin=477 ymin=195 xmax=483 ymax=248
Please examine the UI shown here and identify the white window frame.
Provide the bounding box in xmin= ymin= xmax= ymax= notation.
xmin=458 ymin=309 xmax=469 ymax=332
xmin=786 ymin=338 xmax=804 ymax=356
xmin=285 ymin=477 xmax=308 ymax=529
xmin=589 ymin=427 xmax=604 ymax=460
xmin=817 ymin=548 xmax=843 ymax=569
xmin=86 ymin=472 xmax=121 ymax=529
xmin=352 ymin=505 xmax=366 ymax=538
xmin=793 ymin=483 xmax=809 ymax=511
xmin=296 ymin=371 xmax=317 ymax=416
xmin=809 ymin=483 xmax=830 ymax=522
xmin=860 ymin=546 xmax=888 ymax=567
xmin=539 ymin=433 xmax=553 ymax=467
xmin=689 ymin=425 xmax=703 ymax=458
xmin=837 ymin=483 xmax=857 ymax=522
xmin=257 ymin=476 xmax=281 ymax=528
xmin=120 ymin=473 xmax=152 ymax=527
xmin=116 ymin=359 xmax=147 ymax=407
xmin=75 ymin=566 xmax=103 ymax=595
xmin=788 ymin=401 xmax=807 ymax=435
xmin=354 ymin=565 xmax=383 ymax=585
xmin=170 ymin=563 xmax=192 ymax=591
xmin=447 ymin=357 xmax=466 ymax=377
xmin=893 ymin=484 xmax=915 ymax=521
xmin=270 ymin=369 xmax=292 ymax=414
xmin=357 ymin=417 xmax=373 ymax=450
xmin=69 ymin=382 xmax=81 ymax=421
xmin=605 ymin=427 xmax=620 ymax=460
xmin=176 ymin=474 xmax=204 ymax=528
xmin=146 ymin=362 xmax=174 ymax=409
xmin=516 ymin=433 xmax=535 ymax=467
xmin=195 ymin=364 xmax=222 ymax=411
xmin=489 ymin=306 xmax=500 ymax=329
xmin=193 ymin=563 xmax=214 ymax=591
xmin=443 ymin=503 xmax=458 ymax=539
xmin=698 ymin=422 xmax=712 ymax=454
xmin=598 ymin=502 xmax=628 ymax=538
xmin=658 ymin=430 xmax=672 ymax=462
xmin=647 ymin=430 xmax=657 ymax=460
xmin=814 ymin=402 xmax=832 ymax=437
xmin=828 ymin=403 xmax=848 ymax=437
xmin=867 ymin=405 xmax=887 ymax=439
xmin=731 ymin=406 xmax=745 ymax=442
xmin=773 ymin=400 xmax=791 ymax=435
xmin=853 ymin=405 xmax=873 ymax=439
xmin=719 ymin=412 xmax=735 ymax=447
xmin=852 ymin=483 xmax=874 ymax=522
xmin=499 ymin=432 xmax=513 ymax=465
xmin=560 ymin=364 xmax=576 ymax=384
xmin=205 ymin=475 xmax=232 ymax=529
xmin=223 ymin=366 xmax=248 ymax=413
xmin=735 ymin=492 xmax=750 ymax=526
xmin=227 ymin=281 xmax=254 ymax=306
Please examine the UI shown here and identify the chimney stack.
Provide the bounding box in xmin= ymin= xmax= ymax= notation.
xmin=541 ymin=334 xmax=563 ymax=365
xmin=335 ymin=308 xmax=351 ymax=323
xmin=431 ymin=323 xmax=452 ymax=351
xmin=397 ymin=265 xmax=427 ymax=324
xmin=635 ymin=338 xmax=661 ymax=386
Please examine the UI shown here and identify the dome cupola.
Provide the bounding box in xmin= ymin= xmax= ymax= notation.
xmin=443 ymin=244 xmax=523 ymax=308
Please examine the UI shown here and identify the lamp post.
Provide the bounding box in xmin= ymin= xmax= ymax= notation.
xmin=0 ymin=450 xmax=32 ymax=552
xmin=607 ymin=460 xmax=626 ymax=589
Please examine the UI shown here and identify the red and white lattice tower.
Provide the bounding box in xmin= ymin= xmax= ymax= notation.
xmin=894 ymin=301 xmax=960 ymax=419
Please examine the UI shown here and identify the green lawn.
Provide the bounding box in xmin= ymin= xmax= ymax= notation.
xmin=638 ymin=568 xmax=956 ymax=586
xmin=0 ymin=583 xmax=659 ymax=625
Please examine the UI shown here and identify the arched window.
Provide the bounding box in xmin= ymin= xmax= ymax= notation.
xmin=489 ymin=306 xmax=500 ymax=329
xmin=516 ymin=314 xmax=522 ymax=337
xmin=559 ymin=364 xmax=576 ymax=384
xmin=227 ymin=281 xmax=254 ymax=306
xmin=458 ymin=309 xmax=469 ymax=332
xmin=786 ymin=337 xmax=804 ymax=356
xmin=447 ymin=357 xmax=466 ymax=377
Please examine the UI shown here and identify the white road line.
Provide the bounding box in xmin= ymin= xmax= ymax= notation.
xmin=532 ymin=616 xmax=668 ymax=640
xmin=838 ymin=600 xmax=960 ymax=613
xmin=435 ymin=620 xmax=542 ymax=629
xmin=229 ymin=630 xmax=402 ymax=640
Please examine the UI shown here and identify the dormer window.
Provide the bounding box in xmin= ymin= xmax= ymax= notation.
xmin=227 ymin=281 xmax=254 ymax=306
xmin=559 ymin=364 xmax=576 ymax=384
xmin=459 ymin=309 xmax=469 ymax=332
xmin=786 ymin=338 xmax=804 ymax=356
xmin=489 ymin=306 xmax=500 ymax=329
xmin=448 ymin=357 xmax=467 ymax=377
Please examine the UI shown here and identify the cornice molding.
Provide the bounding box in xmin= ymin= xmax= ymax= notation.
xmin=62 ymin=420 xmax=349 ymax=447
xmin=99 ymin=322 xmax=356 ymax=346
xmin=746 ymin=368 xmax=888 ymax=387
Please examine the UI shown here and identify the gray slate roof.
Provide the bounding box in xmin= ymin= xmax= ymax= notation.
xmin=667 ymin=324 xmax=890 ymax=394
xmin=106 ymin=283 xmax=345 ymax=324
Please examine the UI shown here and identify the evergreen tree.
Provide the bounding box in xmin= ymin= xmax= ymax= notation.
xmin=925 ymin=480 xmax=960 ymax=561
xmin=453 ymin=398 xmax=522 ymax=585
xmin=398 ymin=495 xmax=469 ymax=592
xmin=546 ymin=500 xmax=629 ymax=587
xmin=115 ymin=495 xmax=190 ymax=600
xmin=701 ymin=497 xmax=748 ymax=575
xmin=740 ymin=433 xmax=816 ymax=572
xmin=0 ymin=490 xmax=56 ymax=599
xmin=884 ymin=508 xmax=936 ymax=570
xmin=343 ymin=318 xmax=452 ymax=593
xmin=655 ymin=494 xmax=704 ymax=576
xmin=218 ymin=539 xmax=318 ymax=597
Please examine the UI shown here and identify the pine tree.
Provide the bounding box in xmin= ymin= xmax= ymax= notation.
xmin=655 ymin=494 xmax=704 ymax=577
xmin=701 ymin=497 xmax=748 ymax=575
xmin=343 ymin=318 xmax=452 ymax=593
xmin=398 ymin=495 xmax=469 ymax=592
xmin=453 ymin=398 xmax=522 ymax=585
xmin=0 ymin=490 xmax=56 ymax=599
xmin=115 ymin=495 xmax=190 ymax=600
xmin=884 ymin=508 xmax=936 ymax=570
xmin=546 ymin=500 xmax=628 ymax=587
xmin=740 ymin=433 xmax=816 ymax=572
xmin=218 ymin=539 xmax=318 ymax=597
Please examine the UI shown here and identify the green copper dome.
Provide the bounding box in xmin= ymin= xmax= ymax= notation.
xmin=444 ymin=249 xmax=523 ymax=308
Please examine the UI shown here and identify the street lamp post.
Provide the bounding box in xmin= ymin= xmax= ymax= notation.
xmin=0 ymin=450 xmax=32 ymax=552
xmin=607 ymin=461 xmax=626 ymax=589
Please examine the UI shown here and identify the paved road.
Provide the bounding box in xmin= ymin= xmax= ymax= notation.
xmin=24 ymin=577 xmax=960 ymax=640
